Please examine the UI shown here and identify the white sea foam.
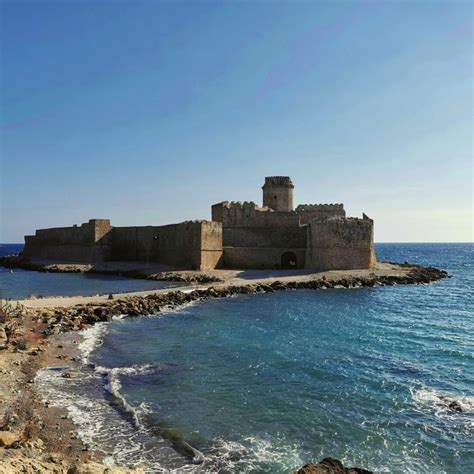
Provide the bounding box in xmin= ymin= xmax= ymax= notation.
xmin=35 ymin=365 xmax=181 ymax=471
xmin=412 ymin=387 xmax=474 ymax=415
xmin=203 ymin=436 xmax=303 ymax=473
xmin=94 ymin=363 xmax=156 ymax=428
xmin=159 ymin=298 xmax=201 ymax=316
xmin=78 ymin=322 xmax=109 ymax=364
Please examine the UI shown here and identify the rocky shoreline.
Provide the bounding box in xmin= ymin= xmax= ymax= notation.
xmin=18 ymin=263 xmax=447 ymax=334
xmin=0 ymin=262 xmax=448 ymax=472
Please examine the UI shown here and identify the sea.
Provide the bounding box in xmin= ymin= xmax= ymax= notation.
xmin=0 ymin=244 xmax=180 ymax=299
xmin=3 ymin=243 xmax=473 ymax=473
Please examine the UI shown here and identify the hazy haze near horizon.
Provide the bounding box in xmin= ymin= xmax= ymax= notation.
xmin=1 ymin=1 xmax=472 ymax=243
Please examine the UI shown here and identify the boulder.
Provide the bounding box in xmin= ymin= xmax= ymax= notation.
xmin=0 ymin=431 xmax=20 ymax=448
xmin=296 ymin=458 xmax=373 ymax=474
xmin=0 ymin=325 xmax=7 ymax=349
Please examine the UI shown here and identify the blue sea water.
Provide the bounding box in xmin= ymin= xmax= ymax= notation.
xmin=0 ymin=244 xmax=179 ymax=299
xmin=36 ymin=244 xmax=473 ymax=473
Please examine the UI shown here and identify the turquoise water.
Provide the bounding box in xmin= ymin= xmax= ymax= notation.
xmin=0 ymin=244 xmax=179 ymax=299
xmin=36 ymin=244 xmax=473 ymax=473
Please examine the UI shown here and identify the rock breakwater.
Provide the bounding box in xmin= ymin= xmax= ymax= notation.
xmin=3 ymin=264 xmax=447 ymax=349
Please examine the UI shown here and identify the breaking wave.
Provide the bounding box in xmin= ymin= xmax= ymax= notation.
xmin=412 ymin=387 xmax=474 ymax=415
xmin=78 ymin=322 xmax=109 ymax=364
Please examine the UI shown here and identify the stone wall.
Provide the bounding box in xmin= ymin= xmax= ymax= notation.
xmin=212 ymin=201 xmax=301 ymax=228
xmin=111 ymin=221 xmax=222 ymax=271
xmin=200 ymin=221 xmax=224 ymax=270
xmin=223 ymin=247 xmax=306 ymax=269
xmin=212 ymin=201 xmax=306 ymax=269
xmin=22 ymin=220 xmax=112 ymax=262
xmin=305 ymin=216 xmax=376 ymax=271
xmin=296 ymin=204 xmax=346 ymax=224
xmin=22 ymin=219 xmax=222 ymax=270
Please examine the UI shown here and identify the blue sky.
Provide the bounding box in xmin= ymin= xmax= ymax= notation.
xmin=1 ymin=0 xmax=472 ymax=242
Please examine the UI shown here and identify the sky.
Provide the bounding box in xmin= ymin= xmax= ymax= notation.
xmin=1 ymin=0 xmax=472 ymax=243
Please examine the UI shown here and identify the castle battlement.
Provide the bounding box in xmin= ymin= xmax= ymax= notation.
xmin=262 ymin=176 xmax=294 ymax=188
xmin=214 ymin=201 xmax=272 ymax=212
xmin=296 ymin=204 xmax=344 ymax=211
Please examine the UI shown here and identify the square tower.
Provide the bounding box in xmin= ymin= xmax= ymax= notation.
xmin=262 ymin=176 xmax=294 ymax=212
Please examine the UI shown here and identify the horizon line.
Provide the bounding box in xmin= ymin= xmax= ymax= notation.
xmin=1 ymin=241 xmax=473 ymax=245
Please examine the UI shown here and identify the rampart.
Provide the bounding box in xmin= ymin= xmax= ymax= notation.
xmin=22 ymin=220 xmax=223 ymax=271
xmin=22 ymin=219 xmax=112 ymax=262
xmin=111 ymin=221 xmax=222 ymax=271
xmin=305 ymin=215 xmax=376 ymax=271
xmin=296 ymin=204 xmax=346 ymax=224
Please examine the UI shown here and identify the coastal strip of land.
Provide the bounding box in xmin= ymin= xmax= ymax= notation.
xmin=0 ymin=262 xmax=447 ymax=473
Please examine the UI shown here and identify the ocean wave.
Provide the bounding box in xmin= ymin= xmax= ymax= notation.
xmin=78 ymin=322 xmax=109 ymax=364
xmin=412 ymin=387 xmax=474 ymax=415
xmin=35 ymin=366 xmax=184 ymax=471
xmin=95 ymin=364 xmax=156 ymax=429
xmin=94 ymin=362 xmax=205 ymax=465
xmin=159 ymin=298 xmax=202 ymax=316
xmin=202 ymin=436 xmax=304 ymax=472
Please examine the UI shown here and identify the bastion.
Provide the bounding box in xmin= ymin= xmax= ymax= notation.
xmin=20 ymin=177 xmax=376 ymax=272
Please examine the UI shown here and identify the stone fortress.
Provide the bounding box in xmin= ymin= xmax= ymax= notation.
xmin=22 ymin=177 xmax=376 ymax=272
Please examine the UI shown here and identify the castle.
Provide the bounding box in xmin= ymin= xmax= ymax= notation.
xmin=22 ymin=177 xmax=376 ymax=271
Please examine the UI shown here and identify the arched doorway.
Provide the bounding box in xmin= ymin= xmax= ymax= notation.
xmin=281 ymin=251 xmax=297 ymax=269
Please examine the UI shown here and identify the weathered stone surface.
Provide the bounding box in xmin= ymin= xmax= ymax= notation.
xmin=0 ymin=325 xmax=7 ymax=350
xmin=0 ymin=430 xmax=20 ymax=448
xmin=297 ymin=458 xmax=373 ymax=474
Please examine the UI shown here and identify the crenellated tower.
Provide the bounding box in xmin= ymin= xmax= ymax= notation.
xmin=262 ymin=176 xmax=294 ymax=212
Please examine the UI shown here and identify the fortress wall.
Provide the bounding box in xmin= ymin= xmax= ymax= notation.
xmin=212 ymin=201 xmax=306 ymax=268
xmin=111 ymin=221 xmax=223 ymax=270
xmin=200 ymin=221 xmax=224 ymax=270
xmin=223 ymin=247 xmax=306 ymax=269
xmin=111 ymin=223 xmax=200 ymax=268
xmin=22 ymin=220 xmax=112 ymax=262
xmin=222 ymin=227 xmax=307 ymax=248
xmin=22 ymin=219 xmax=222 ymax=270
xmin=296 ymin=204 xmax=346 ymax=225
xmin=305 ymin=216 xmax=376 ymax=271
xmin=212 ymin=202 xmax=300 ymax=228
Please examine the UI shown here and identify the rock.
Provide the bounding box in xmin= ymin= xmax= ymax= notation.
xmin=0 ymin=431 xmax=20 ymax=448
xmin=296 ymin=458 xmax=373 ymax=474
xmin=0 ymin=325 xmax=7 ymax=349
xmin=439 ymin=397 xmax=463 ymax=413
xmin=448 ymin=400 xmax=463 ymax=412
